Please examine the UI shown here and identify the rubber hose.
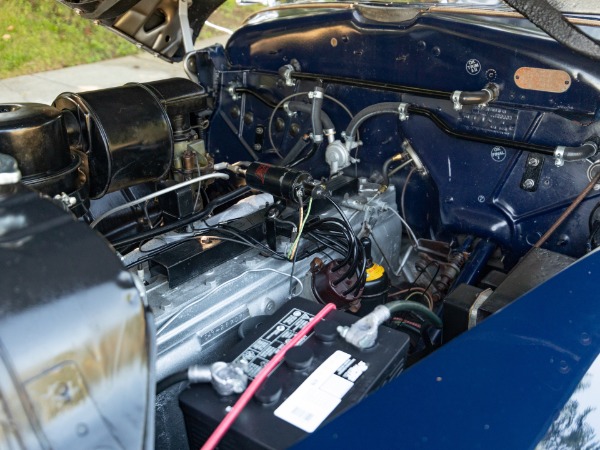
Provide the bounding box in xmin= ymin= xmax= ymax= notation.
xmin=562 ymin=142 xmax=598 ymax=161
xmin=384 ymin=300 xmax=443 ymax=328
xmin=345 ymin=102 xmax=402 ymax=140
xmin=287 ymin=101 xmax=335 ymax=130
xmin=382 ymin=156 xmax=396 ymax=187
xmin=311 ymin=87 xmax=324 ymax=143
xmin=458 ymin=90 xmax=493 ymax=105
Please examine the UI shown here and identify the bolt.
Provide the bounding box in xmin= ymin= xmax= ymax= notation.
xmin=253 ymin=144 xmax=262 ymax=151
xmin=580 ymin=332 xmax=591 ymax=346
xmin=559 ymin=360 xmax=570 ymax=374
xmin=255 ymin=127 xmax=264 ymax=135
xmin=528 ymin=157 xmax=540 ymax=167
xmin=243 ymin=112 xmax=254 ymax=125
xmin=477 ymin=195 xmax=485 ymax=203
xmin=76 ymin=423 xmax=89 ymax=436
xmin=289 ymin=123 xmax=300 ymax=137
xmin=594 ymin=184 xmax=600 ymax=191
xmin=275 ymin=117 xmax=285 ymax=132
xmin=523 ymin=179 xmax=535 ymax=189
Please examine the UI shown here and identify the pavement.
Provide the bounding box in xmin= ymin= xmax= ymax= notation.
xmin=0 ymin=35 xmax=229 ymax=104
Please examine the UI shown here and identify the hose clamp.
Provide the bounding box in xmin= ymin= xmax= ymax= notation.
xmin=554 ymin=146 xmax=566 ymax=167
xmin=481 ymin=88 xmax=494 ymax=106
xmin=279 ymin=64 xmax=296 ymax=87
xmin=226 ymin=81 xmax=242 ymax=101
xmin=398 ymin=103 xmax=410 ymax=121
xmin=451 ymin=91 xmax=462 ymax=111
xmin=585 ymin=141 xmax=599 ymax=156
xmin=282 ymin=101 xmax=295 ymax=117
xmin=308 ymin=90 xmax=324 ymax=99
xmin=324 ymin=128 xmax=336 ymax=144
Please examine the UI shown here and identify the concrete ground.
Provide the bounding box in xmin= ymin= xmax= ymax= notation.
xmin=0 ymin=35 xmax=229 ymax=104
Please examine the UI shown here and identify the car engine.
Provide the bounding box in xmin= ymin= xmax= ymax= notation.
xmin=1 ymin=1 xmax=600 ymax=449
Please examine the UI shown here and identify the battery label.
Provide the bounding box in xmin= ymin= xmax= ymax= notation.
xmin=274 ymin=350 xmax=369 ymax=433
xmin=234 ymin=308 xmax=313 ymax=379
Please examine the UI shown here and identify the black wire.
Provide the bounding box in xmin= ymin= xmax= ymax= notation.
xmin=343 ymin=241 xmax=367 ymax=296
xmin=125 ymin=238 xmax=197 ymax=267
xmin=289 ymin=143 xmax=321 ymax=167
xmin=307 ymin=232 xmax=349 ymax=256
xmin=323 ymin=196 xmax=367 ymax=292
xmin=234 ymin=88 xmax=278 ymax=109
xmin=410 ymin=260 xmax=438 ymax=288
xmin=423 ymin=262 xmax=441 ymax=294
xmin=312 ymin=218 xmax=354 ymax=269
xmin=288 ymin=241 xmax=300 ymax=298
xmin=112 ymin=186 xmax=251 ymax=248
xmin=199 ymin=222 xmax=288 ymax=260
xmin=157 ymin=370 xmax=188 ymax=394
xmin=306 ymin=221 xmax=355 ymax=275
xmin=125 ymin=230 xmax=287 ymax=269
xmin=306 ymin=219 xmax=354 ymax=268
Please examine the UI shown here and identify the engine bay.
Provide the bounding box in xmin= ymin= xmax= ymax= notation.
xmin=1 ymin=2 xmax=600 ymax=449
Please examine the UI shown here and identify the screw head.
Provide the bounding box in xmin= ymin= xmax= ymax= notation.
xmin=523 ymin=179 xmax=535 ymax=189
xmin=528 ymin=157 xmax=540 ymax=167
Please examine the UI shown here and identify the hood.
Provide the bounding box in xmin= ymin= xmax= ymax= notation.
xmin=56 ymin=0 xmax=226 ymax=62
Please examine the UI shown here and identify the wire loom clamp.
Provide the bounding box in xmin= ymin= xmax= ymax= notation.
xmin=398 ymin=103 xmax=410 ymax=121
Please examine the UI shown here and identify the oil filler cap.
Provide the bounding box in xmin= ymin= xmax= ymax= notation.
xmin=284 ymin=345 xmax=314 ymax=370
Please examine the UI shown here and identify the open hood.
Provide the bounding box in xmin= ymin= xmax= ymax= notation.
xmin=56 ymin=0 xmax=226 ymax=61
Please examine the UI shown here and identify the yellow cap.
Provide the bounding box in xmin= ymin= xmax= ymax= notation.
xmin=365 ymin=263 xmax=385 ymax=282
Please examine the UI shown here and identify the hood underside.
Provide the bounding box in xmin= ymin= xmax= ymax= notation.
xmin=55 ymin=0 xmax=600 ymax=63
xmin=56 ymin=0 xmax=226 ymax=61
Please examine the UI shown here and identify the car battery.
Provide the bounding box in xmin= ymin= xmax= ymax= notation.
xmin=179 ymin=298 xmax=410 ymax=449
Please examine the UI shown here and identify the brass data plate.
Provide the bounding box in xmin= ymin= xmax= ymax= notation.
xmin=514 ymin=67 xmax=571 ymax=93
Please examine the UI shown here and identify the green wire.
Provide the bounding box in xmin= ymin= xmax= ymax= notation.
xmin=288 ymin=197 xmax=313 ymax=259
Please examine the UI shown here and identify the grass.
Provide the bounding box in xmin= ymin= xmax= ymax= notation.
xmin=205 ymin=0 xmax=264 ymax=39
xmin=0 ymin=0 xmax=263 ymax=79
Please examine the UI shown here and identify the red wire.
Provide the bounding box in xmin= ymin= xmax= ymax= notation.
xmin=200 ymin=302 xmax=338 ymax=450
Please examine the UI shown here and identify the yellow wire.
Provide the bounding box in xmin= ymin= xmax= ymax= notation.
xmin=288 ymin=197 xmax=313 ymax=260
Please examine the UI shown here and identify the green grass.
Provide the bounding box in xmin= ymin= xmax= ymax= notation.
xmin=0 ymin=0 xmax=263 ymax=79
xmin=0 ymin=1 xmax=137 ymax=79
xmin=204 ymin=0 xmax=264 ymax=39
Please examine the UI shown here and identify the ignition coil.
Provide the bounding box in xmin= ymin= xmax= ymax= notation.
xmin=234 ymin=162 xmax=325 ymax=202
